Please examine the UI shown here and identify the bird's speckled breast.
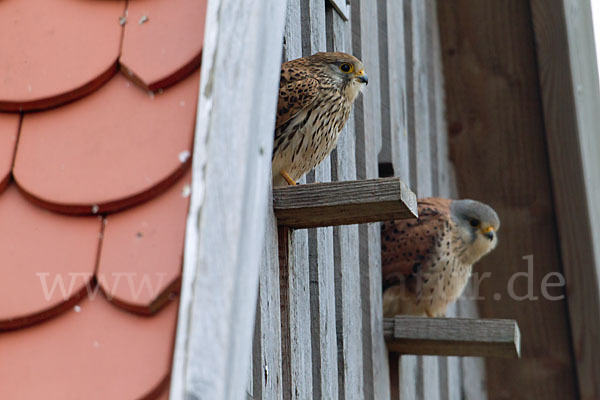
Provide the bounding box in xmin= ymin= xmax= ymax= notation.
xmin=272 ymin=91 xmax=351 ymax=183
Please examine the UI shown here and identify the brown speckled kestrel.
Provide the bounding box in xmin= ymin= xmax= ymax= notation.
xmin=381 ymin=198 xmax=500 ymax=317
xmin=272 ymin=52 xmax=368 ymax=187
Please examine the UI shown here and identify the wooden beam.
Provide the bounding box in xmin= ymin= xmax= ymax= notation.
xmin=529 ymin=1 xmax=600 ymax=398
xmin=384 ymin=316 xmax=521 ymax=359
xmin=168 ymin=0 xmax=287 ymax=399
xmin=273 ymin=177 xmax=417 ymax=228
xmin=326 ymin=0 xmax=349 ymax=20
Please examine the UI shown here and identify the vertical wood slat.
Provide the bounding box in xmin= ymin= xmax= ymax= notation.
xmin=253 ymin=194 xmax=283 ymax=399
xmin=169 ymin=0 xmax=287 ymax=399
xmin=456 ymin=287 xmax=488 ymax=400
xmin=426 ymin=1 xmax=463 ymax=398
xmin=327 ymin=4 xmax=365 ymax=400
xmin=377 ymin=0 xmax=392 ymax=169
xmin=425 ymin=0 xmax=440 ymax=196
xmin=420 ymin=0 xmax=447 ymax=400
xmin=529 ymin=1 xmax=600 ymax=398
xmin=380 ymin=2 xmax=415 ymax=398
xmin=409 ymin=0 xmax=432 ymax=199
xmin=279 ymin=2 xmax=313 ymax=399
xmin=412 ymin=1 xmax=440 ymax=398
xmin=402 ymin=0 xmax=444 ymax=398
xmin=424 ymin=1 xmax=460 ymax=399
xmin=302 ymin=0 xmax=339 ymax=398
xmin=431 ymin=0 xmax=450 ymax=198
xmin=351 ymin=1 xmax=390 ymax=399
xmin=383 ymin=1 xmax=419 ymax=398
xmin=383 ymin=0 xmax=409 ymax=183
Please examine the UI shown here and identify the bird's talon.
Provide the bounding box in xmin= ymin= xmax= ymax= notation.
xmin=280 ymin=170 xmax=297 ymax=186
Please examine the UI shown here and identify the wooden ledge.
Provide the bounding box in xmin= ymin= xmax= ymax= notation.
xmin=384 ymin=316 xmax=521 ymax=358
xmin=273 ymin=177 xmax=417 ymax=229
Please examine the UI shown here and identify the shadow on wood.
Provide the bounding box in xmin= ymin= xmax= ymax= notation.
xmin=273 ymin=177 xmax=418 ymax=229
xmin=384 ymin=316 xmax=521 ymax=359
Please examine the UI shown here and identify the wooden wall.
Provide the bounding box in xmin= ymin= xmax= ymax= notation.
xmin=438 ymin=1 xmax=580 ymax=399
xmin=250 ymin=1 xmax=486 ymax=399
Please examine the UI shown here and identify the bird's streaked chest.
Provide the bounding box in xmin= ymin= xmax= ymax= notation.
xmin=274 ymin=94 xmax=351 ymax=177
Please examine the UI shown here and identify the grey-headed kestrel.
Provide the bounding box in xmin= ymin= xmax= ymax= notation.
xmin=381 ymin=198 xmax=500 ymax=317
xmin=272 ymin=52 xmax=368 ymax=187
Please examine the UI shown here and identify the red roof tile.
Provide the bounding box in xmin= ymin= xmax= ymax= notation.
xmin=0 ymin=184 xmax=101 ymax=329
xmin=0 ymin=0 xmax=124 ymax=112
xmin=13 ymin=72 xmax=198 ymax=215
xmin=0 ymin=295 xmax=178 ymax=400
xmin=0 ymin=113 xmax=20 ymax=192
xmin=98 ymin=170 xmax=191 ymax=314
xmin=120 ymin=0 xmax=208 ymax=90
xmin=0 ymin=0 xmax=207 ymax=397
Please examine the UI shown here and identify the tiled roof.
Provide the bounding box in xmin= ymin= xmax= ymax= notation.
xmin=0 ymin=0 xmax=207 ymax=398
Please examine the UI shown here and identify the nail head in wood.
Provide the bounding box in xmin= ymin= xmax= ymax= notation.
xmin=384 ymin=316 xmax=521 ymax=358
xmin=273 ymin=177 xmax=418 ymax=229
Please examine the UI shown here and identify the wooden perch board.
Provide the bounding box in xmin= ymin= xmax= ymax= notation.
xmin=273 ymin=177 xmax=418 ymax=229
xmin=384 ymin=316 xmax=521 ymax=358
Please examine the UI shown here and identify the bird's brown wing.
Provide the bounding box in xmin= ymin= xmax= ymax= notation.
xmin=381 ymin=198 xmax=452 ymax=291
xmin=275 ymin=62 xmax=320 ymax=131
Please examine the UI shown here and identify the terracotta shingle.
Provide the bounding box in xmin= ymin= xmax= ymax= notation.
xmin=0 ymin=0 xmax=124 ymax=111
xmin=0 ymin=113 xmax=20 ymax=192
xmin=121 ymin=0 xmax=208 ymax=90
xmin=98 ymin=170 xmax=191 ymax=314
xmin=13 ymin=72 xmax=198 ymax=215
xmin=0 ymin=295 xmax=178 ymax=399
xmin=0 ymin=184 xmax=101 ymax=329
xmin=0 ymin=0 xmax=207 ymax=397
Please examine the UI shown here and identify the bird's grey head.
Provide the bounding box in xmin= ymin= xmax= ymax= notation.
xmin=309 ymin=52 xmax=368 ymax=102
xmin=450 ymin=199 xmax=500 ymax=265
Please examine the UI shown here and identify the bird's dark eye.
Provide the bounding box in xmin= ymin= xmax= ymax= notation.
xmin=469 ymin=218 xmax=480 ymax=227
xmin=339 ymin=63 xmax=354 ymax=73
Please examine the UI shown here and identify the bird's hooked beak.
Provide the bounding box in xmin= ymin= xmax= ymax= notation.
xmin=355 ymin=69 xmax=368 ymax=85
xmin=481 ymin=226 xmax=495 ymax=241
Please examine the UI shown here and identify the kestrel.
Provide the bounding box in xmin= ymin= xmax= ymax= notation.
xmin=272 ymin=52 xmax=368 ymax=187
xmin=381 ymin=198 xmax=500 ymax=317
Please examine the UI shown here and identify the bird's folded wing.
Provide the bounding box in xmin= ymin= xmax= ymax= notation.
xmin=275 ymin=66 xmax=320 ymax=131
xmin=381 ymin=198 xmax=452 ymax=291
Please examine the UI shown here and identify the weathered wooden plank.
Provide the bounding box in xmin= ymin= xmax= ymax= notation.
xmin=405 ymin=1 xmax=441 ymax=398
xmin=430 ymin=0 xmax=450 ymax=198
xmin=327 ymin=0 xmax=349 ymax=21
xmin=530 ymin=1 xmax=600 ymax=399
xmin=280 ymin=2 xmax=313 ymax=399
xmin=273 ymin=177 xmax=417 ymax=228
xmin=384 ymin=317 xmax=521 ymax=358
xmin=301 ymin=0 xmax=340 ymax=399
xmin=351 ymin=1 xmax=389 ymax=399
xmin=383 ymin=0 xmax=409 ymax=183
xmin=248 ymin=331 xmax=254 ymax=399
xmin=442 ymin=360 xmax=462 ymax=400
xmin=382 ymin=1 xmax=420 ymax=397
xmin=408 ymin=0 xmax=432 ymax=199
xmin=425 ymin=0 xmax=440 ymax=196
xmin=423 ymin=1 xmax=456 ymax=398
xmin=443 ymin=147 xmax=467 ymax=400
xmin=377 ymin=0 xmax=392 ymax=169
xmin=169 ymin=0 xmax=287 ymax=399
xmin=253 ymin=195 xmax=283 ymax=400
xmin=455 ymin=288 xmax=488 ymax=400
xmin=327 ymin=5 xmax=365 ymax=400
xmin=438 ymin=1 xmax=579 ymax=398
xmin=438 ymin=310 xmax=462 ymax=400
